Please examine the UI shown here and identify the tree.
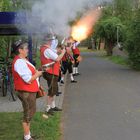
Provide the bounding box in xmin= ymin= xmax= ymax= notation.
xmin=0 ymin=0 xmax=36 ymax=11
xmin=125 ymin=9 xmax=140 ymax=70
xmin=94 ymin=17 xmax=125 ymax=56
xmin=132 ymin=0 xmax=140 ymax=9
xmin=113 ymin=0 xmax=132 ymax=20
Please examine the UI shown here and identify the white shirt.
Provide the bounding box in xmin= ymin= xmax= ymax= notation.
xmin=14 ymin=58 xmax=39 ymax=85
xmin=73 ymin=42 xmax=80 ymax=49
xmin=44 ymin=48 xmax=58 ymax=61
xmin=51 ymin=39 xmax=58 ymax=52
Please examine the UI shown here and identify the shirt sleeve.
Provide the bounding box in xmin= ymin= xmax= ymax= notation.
xmin=75 ymin=42 xmax=80 ymax=46
xmin=51 ymin=39 xmax=58 ymax=50
xmin=44 ymin=48 xmax=58 ymax=61
xmin=73 ymin=42 xmax=80 ymax=49
xmin=14 ymin=59 xmax=32 ymax=83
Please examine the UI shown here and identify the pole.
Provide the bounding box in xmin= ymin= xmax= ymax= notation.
xmin=117 ymin=26 xmax=119 ymax=45
xmin=28 ymin=35 xmax=33 ymax=63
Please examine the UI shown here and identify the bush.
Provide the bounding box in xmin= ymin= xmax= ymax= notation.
xmin=126 ymin=10 xmax=140 ymax=70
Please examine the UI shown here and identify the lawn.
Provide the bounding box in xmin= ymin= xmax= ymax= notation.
xmin=0 ymin=112 xmax=61 ymax=140
xmin=92 ymin=50 xmax=130 ymax=67
xmin=105 ymin=55 xmax=130 ymax=66
xmin=79 ymin=47 xmax=94 ymax=53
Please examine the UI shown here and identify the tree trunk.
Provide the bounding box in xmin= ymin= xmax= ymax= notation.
xmin=106 ymin=41 xmax=113 ymax=56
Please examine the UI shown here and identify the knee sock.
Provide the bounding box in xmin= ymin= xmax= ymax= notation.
xmin=51 ymin=100 xmax=56 ymax=108
xmin=70 ymin=74 xmax=74 ymax=81
xmin=24 ymin=134 xmax=31 ymax=140
xmin=46 ymin=105 xmax=51 ymax=112
xmin=75 ymin=67 xmax=78 ymax=74
xmin=61 ymin=76 xmax=64 ymax=81
xmin=73 ymin=67 xmax=76 ymax=74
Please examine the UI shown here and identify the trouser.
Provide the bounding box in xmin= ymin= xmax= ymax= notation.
xmin=58 ymin=70 xmax=61 ymax=82
xmin=73 ymin=54 xmax=80 ymax=67
xmin=43 ymin=72 xmax=58 ymax=97
xmin=17 ymin=91 xmax=36 ymax=123
xmin=62 ymin=61 xmax=73 ymax=75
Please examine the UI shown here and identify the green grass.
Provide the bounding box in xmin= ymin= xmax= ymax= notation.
xmin=79 ymin=47 xmax=94 ymax=53
xmin=105 ymin=55 xmax=130 ymax=66
xmin=0 ymin=112 xmax=61 ymax=140
xmin=93 ymin=50 xmax=106 ymax=56
xmin=92 ymin=50 xmax=130 ymax=66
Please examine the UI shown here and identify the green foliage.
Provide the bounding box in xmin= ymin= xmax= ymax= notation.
xmin=106 ymin=55 xmax=130 ymax=66
xmin=0 ymin=0 xmax=12 ymax=11
xmin=94 ymin=16 xmax=125 ymax=55
xmin=101 ymin=5 xmax=114 ymax=19
xmin=92 ymin=0 xmax=133 ymax=56
xmin=0 ymin=37 xmax=10 ymax=58
xmin=0 ymin=36 xmax=26 ymax=58
xmin=125 ymin=10 xmax=140 ymax=70
xmin=35 ymin=49 xmax=41 ymax=69
xmin=113 ymin=0 xmax=133 ymax=21
xmin=95 ymin=17 xmax=124 ymax=44
xmin=0 ymin=0 xmax=36 ymax=11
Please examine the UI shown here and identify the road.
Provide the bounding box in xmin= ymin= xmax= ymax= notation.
xmin=63 ymin=52 xmax=140 ymax=140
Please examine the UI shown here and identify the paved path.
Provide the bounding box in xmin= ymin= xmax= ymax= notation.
xmin=63 ymin=52 xmax=140 ymax=140
xmin=0 ymin=77 xmax=66 ymax=112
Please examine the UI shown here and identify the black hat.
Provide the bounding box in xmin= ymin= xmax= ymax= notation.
xmin=11 ymin=40 xmax=27 ymax=54
xmin=43 ymin=34 xmax=55 ymax=42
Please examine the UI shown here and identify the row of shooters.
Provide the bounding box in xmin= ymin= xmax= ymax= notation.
xmin=11 ymin=35 xmax=82 ymax=140
xmin=40 ymin=35 xmax=82 ymax=115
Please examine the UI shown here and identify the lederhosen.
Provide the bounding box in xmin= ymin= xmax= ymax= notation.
xmin=62 ymin=53 xmax=73 ymax=75
xmin=40 ymin=45 xmax=60 ymax=97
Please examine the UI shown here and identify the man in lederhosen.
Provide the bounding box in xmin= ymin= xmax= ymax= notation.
xmin=60 ymin=45 xmax=77 ymax=84
xmin=40 ymin=35 xmax=66 ymax=115
xmin=72 ymin=40 xmax=82 ymax=76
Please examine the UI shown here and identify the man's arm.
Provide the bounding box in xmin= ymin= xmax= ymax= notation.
xmin=56 ymin=48 xmax=66 ymax=62
xmin=14 ymin=59 xmax=42 ymax=84
xmin=44 ymin=48 xmax=66 ymax=62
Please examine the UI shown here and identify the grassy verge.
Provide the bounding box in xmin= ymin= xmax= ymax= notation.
xmin=79 ymin=47 xmax=94 ymax=53
xmin=92 ymin=50 xmax=130 ymax=66
xmin=0 ymin=112 xmax=61 ymax=140
xmin=106 ymin=56 xmax=130 ymax=66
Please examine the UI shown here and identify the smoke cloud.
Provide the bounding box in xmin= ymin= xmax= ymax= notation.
xmin=16 ymin=0 xmax=112 ymax=37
